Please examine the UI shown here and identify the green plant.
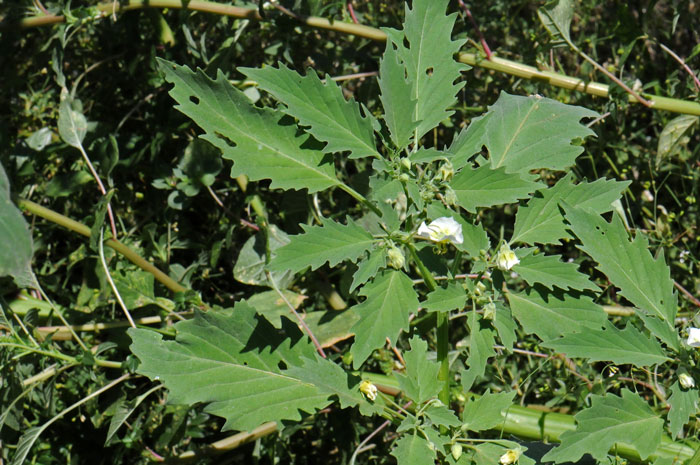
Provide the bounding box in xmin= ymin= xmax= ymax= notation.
xmin=2 ymin=0 xmax=699 ymax=464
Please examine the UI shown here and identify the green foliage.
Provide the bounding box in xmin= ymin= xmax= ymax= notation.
xmin=2 ymin=0 xmax=700 ymax=463
xmin=543 ymin=389 xmax=665 ymax=462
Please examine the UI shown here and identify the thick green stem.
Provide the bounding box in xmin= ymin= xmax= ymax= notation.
xmin=10 ymin=1 xmax=700 ymax=116
xmin=406 ymin=243 xmax=449 ymax=405
xmin=17 ymin=198 xmax=187 ymax=294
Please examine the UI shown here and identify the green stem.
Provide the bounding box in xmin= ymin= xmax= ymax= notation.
xmin=17 ymin=198 xmax=187 ymax=294
xmin=10 ymin=1 xmax=700 ymax=116
xmin=406 ymin=243 xmax=449 ymax=405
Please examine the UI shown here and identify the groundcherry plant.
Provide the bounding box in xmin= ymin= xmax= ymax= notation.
xmin=125 ymin=1 xmax=699 ymax=464
xmin=1 ymin=0 xmax=698 ymax=464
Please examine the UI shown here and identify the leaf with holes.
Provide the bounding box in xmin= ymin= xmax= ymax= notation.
xmin=382 ymin=0 xmax=466 ymax=141
xmin=158 ymin=59 xmax=340 ymax=193
xmin=242 ymin=64 xmax=378 ymax=159
xmin=448 ymin=92 xmax=598 ymax=174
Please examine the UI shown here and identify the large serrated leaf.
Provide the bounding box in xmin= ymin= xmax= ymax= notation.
xmin=513 ymin=252 xmax=598 ymax=292
xmin=511 ymin=173 xmax=630 ymax=245
xmin=270 ymin=217 xmax=376 ymax=274
xmin=128 ymin=304 xmax=340 ymax=432
xmin=383 ymin=0 xmax=466 ymax=141
xmin=350 ymin=270 xmax=419 ymax=369
xmin=508 ymin=288 xmax=607 ymax=341
xmin=158 ymin=59 xmax=339 ymax=193
xmin=542 ymin=389 xmax=664 ymax=462
xmin=395 ymin=336 xmax=441 ymax=404
xmin=378 ymin=40 xmax=418 ymax=150
xmin=448 ymin=92 xmax=598 ymax=174
xmin=565 ymin=206 xmax=679 ymax=349
xmin=422 ymin=282 xmax=467 ymax=313
xmin=0 ymin=163 xmax=35 ymax=288
xmin=242 ymin=64 xmax=378 ymax=159
xmin=450 ymin=164 xmax=541 ymax=213
xmin=543 ymin=321 xmax=670 ymax=367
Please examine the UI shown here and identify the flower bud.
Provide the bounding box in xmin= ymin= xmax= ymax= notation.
xmin=451 ymin=444 xmax=463 ymax=461
xmin=496 ymin=243 xmax=520 ymax=271
xmin=443 ymin=186 xmax=458 ymax=206
xmin=437 ymin=161 xmax=454 ymax=182
xmin=359 ymin=380 xmax=378 ymax=401
xmin=499 ymin=449 xmax=521 ymax=465
xmin=400 ymin=157 xmax=411 ymax=171
xmin=399 ymin=173 xmax=410 ymax=183
xmin=387 ymin=246 xmax=405 ymax=269
xmin=483 ymin=302 xmax=496 ymax=320
xmin=679 ymin=371 xmax=696 ymax=389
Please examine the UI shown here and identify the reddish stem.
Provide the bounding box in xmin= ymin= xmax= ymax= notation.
xmin=347 ymin=1 xmax=358 ymax=24
xmin=457 ymin=1 xmax=492 ymax=60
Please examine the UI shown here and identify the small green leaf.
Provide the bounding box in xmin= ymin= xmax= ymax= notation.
xmin=422 ymin=282 xmax=467 ymax=313
xmin=461 ymin=313 xmax=496 ymax=392
xmin=508 ymin=288 xmax=607 ymax=341
xmin=450 ymin=164 xmax=541 ymax=213
xmin=656 ymin=114 xmax=698 ymax=167
xmin=511 ymin=173 xmax=629 ymax=245
xmin=233 ymin=224 xmax=292 ymax=288
xmin=0 ymin=163 xmax=35 ymax=288
xmin=449 ymin=92 xmax=598 ymax=174
xmin=565 ymin=206 xmax=679 ymax=349
xmin=543 ymin=321 xmax=671 ymax=367
xmin=396 ymin=336 xmax=441 ymax=404
xmin=667 ymin=381 xmax=699 ymax=439
xmin=242 ymin=64 xmax=378 ymax=159
xmin=57 ymin=90 xmax=87 ymax=148
xmin=542 ymin=389 xmax=664 ymax=462
xmin=270 ymin=217 xmax=376 ymax=274
xmin=538 ymin=0 xmax=575 ymax=46
xmin=129 ymin=304 xmax=335 ymax=432
xmin=493 ymin=304 xmax=517 ymax=350
xmin=158 ymin=59 xmax=340 ymax=193
xmin=350 ymin=249 xmax=387 ymax=293
xmin=513 ymin=252 xmax=598 ymax=292
xmin=424 ymin=404 xmax=461 ymax=428
xmin=391 ymin=433 xmax=436 ymax=465
xmin=89 ymin=189 xmax=115 ymax=250
xmin=462 ymin=391 xmax=516 ymax=432
xmin=378 ymin=40 xmax=418 ymax=150
xmin=350 ymin=270 xmax=419 ymax=369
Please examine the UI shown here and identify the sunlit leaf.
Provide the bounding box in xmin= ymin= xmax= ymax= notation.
xmin=450 ymin=164 xmax=541 ymax=213
xmin=513 ymin=252 xmax=598 ymax=292
xmin=538 ymin=0 xmax=575 ymax=46
xmin=243 ymin=64 xmax=378 ymax=159
xmin=350 ymin=270 xmax=419 ymax=369
xmin=542 ymin=389 xmax=664 ymax=462
xmin=448 ymin=92 xmax=598 ymax=174
xmin=158 ymin=59 xmax=340 ymax=193
xmin=391 ymin=433 xmax=436 ymax=465
xmin=667 ymin=381 xmax=699 ymax=439
xmin=565 ymin=206 xmax=679 ymax=349
xmin=378 ymin=40 xmax=418 ymax=150
xmin=543 ymin=321 xmax=670 ymax=367
xmin=270 ymin=217 xmax=376 ymax=274
xmin=462 ymin=391 xmax=516 ymax=432
xmin=395 ymin=336 xmax=440 ymax=404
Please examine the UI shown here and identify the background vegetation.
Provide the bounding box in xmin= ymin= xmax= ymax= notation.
xmin=0 ymin=0 xmax=698 ymax=463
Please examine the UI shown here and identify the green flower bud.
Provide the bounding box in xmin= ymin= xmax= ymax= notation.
xmin=387 ymin=246 xmax=405 ymax=269
xmin=451 ymin=444 xmax=463 ymax=461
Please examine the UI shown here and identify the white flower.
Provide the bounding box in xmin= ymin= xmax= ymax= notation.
xmin=500 ymin=449 xmax=521 ymax=465
xmin=679 ymin=372 xmax=696 ymax=389
xmin=687 ymin=327 xmax=700 ymax=347
xmin=496 ymin=243 xmax=520 ymax=271
xmin=359 ymin=380 xmax=377 ymax=401
xmin=417 ymin=217 xmax=463 ymax=245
